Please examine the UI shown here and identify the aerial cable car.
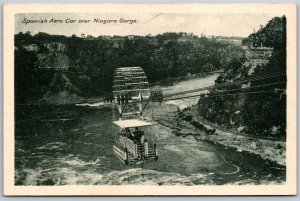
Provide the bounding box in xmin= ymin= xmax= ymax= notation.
xmin=112 ymin=119 xmax=158 ymax=165
xmin=112 ymin=67 xmax=160 ymax=165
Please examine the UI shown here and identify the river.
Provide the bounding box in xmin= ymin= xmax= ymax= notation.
xmin=15 ymin=73 xmax=285 ymax=185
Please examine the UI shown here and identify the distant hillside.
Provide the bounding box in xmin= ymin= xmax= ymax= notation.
xmin=15 ymin=32 xmax=242 ymax=104
xmin=197 ymin=16 xmax=286 ymax=139
xmin=214 ymin=36 xmax=244 ymax=46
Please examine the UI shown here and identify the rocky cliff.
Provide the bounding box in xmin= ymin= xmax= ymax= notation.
xmin=197 ymin=16 xmax=286 ymax=139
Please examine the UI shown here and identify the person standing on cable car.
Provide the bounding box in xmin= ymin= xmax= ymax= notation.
xmin=140 ymin=131 xmax=145 ymax=144
xmin=125 ymin=128 xmax=132 ymax=139
xmin=133 ymin=127 xmax=142 ymax=141
xmin=120 ymin=129 xmax=125 ymax=136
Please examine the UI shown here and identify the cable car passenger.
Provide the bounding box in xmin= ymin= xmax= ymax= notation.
xmin=133 ymin=127 xmax=143 ymax=141
xmin=125 ymin=128 xmax=130 ymax=138
xmin=133 ymin=127 xmax=139 ymax=135
xmin=140 ymin=132 xmax=145 ymax=144
xmin=144 ymin=139 xmax=148 ymax=156
xmin=117 ymin=93 xmax=120 ymax=105
xmin=121 ymin=93 xmax=125 ymax=105
xmin=125 ymin=128 xmax=134 ymax=140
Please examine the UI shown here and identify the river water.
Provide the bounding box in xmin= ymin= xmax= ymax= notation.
xmin=15 ymin=74 xmax=285 ymax=185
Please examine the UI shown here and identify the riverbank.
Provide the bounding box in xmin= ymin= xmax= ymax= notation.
xmin=150 ymin=70 xmax=224 ymax=87
xmin=15 ymin=103 xmax=285 ymax=185
xmin=18 ymin=70 xmax=223 ymax=106
xmin=18 ymin=70 xmax=286 ymax=168
xmin=153 ymin=103 xmax=286 ymax=167
xmin=16 ymin=90 xmax=105 ymax=106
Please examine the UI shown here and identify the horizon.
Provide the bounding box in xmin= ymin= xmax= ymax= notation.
xmin=15 ymin=30 xmax=247 ymax=39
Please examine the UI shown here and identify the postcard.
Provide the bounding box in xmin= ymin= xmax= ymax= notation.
xmin=3 ymin=3 xmax=297 ymax=196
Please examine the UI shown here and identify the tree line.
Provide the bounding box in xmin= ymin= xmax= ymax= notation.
xmin=15 ymin=31 xmax=242 ymax=103
xmin=198 ymin=16 xmax=286 ymax=138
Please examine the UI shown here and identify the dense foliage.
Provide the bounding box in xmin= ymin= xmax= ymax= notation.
xmin=198 ymin=16 xmax=286 ymax=138
xmin=15 ymin=32 xmax=241 ymax=103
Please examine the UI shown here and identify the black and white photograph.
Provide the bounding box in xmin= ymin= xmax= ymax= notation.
xmin=3 ymin=4 xmax=297 ymax=196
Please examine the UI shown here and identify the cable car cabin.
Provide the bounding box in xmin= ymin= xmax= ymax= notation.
xmin=112 ymin=119 xmax=158 ymax=165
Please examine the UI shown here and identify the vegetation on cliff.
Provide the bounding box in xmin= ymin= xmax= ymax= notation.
xmin=198 ymin=16 xmax=286 ymax=139
xmin=15 ymin=32 xmax=241 ymax=104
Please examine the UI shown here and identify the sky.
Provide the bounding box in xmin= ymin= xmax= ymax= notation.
xmin=15 ymin=13 xmax=278 ymax=37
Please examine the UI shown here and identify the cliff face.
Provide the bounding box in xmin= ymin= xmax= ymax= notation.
xmin=15 ymin=32 xmax=242 ymax=104
xmin=15 ymin=41 xmax=84 ymax=104
xmin=197 ymin=16 xmax=286 ymax=139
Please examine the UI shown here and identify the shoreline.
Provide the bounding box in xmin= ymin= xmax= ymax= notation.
xmin=17 ymin=95 xmax=286 ymax=167
xmin=16 ymin=68 xmax=286 ymax=168
xmin=150 ymin=70 xmax=223 ymax=87
xmin=153 ymin=103 xmax=286 ymax=167
xmin=16 ymin=70 xmax=222 ymax=106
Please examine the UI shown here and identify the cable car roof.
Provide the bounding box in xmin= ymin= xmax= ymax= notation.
xmin=113 ymin=119 xmax=156 ymax=128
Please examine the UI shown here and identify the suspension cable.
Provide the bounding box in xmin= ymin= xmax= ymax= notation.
xmin=164 ymin=81 xmax=286 ymax=101
xmin=164 ymin=72 xmax=285 ymax=98
xmin=164 ymin=89 xmax=284 ymax=101
xmin=163 ymin=72 xmax=286 ymax=99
